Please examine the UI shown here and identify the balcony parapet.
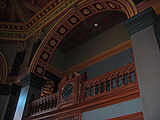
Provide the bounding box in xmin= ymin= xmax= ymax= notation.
xmin=30 ymin=93 xmax=58 ymax=115
xmin=27 ymin=63 xmax=140 ymax=120
xmin=84 ymin=63 xmax=137 ymax=101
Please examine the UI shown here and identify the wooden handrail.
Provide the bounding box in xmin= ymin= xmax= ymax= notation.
xmin=84 ymin=63 xmax=137 ymax=100
xmin=29 ymin=63 xmax=138 ymax=116
xmin=30 ymin=93 xmax=58 ymax=115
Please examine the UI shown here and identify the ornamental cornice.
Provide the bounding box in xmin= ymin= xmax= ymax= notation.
xmin=122 ymin=8 xmax=157 ymax=35
xmin=0 ymin=0 xmax=80 ymax=41
xmin=21 ymin=72 xmax=44 ymax=89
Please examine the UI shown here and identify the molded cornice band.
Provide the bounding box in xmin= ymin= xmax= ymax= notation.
xmin=122 ymin=8 xmax=157 ymax=35
xmin=20 ymin=72 xmax=44 ymax=89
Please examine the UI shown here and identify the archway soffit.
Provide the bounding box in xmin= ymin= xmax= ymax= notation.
xmin=28 ymin=0 xmax=137 ymax=77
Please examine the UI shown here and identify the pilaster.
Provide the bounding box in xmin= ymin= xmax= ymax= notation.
xmin=13 ymin=73 xmax=44 ymax=120
xmin=122 ymin=8 xmax=160 ymax=120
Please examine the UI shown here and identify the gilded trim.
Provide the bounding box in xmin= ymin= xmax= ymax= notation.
xmin=0 ymin=0 xmax=138 ymax=41
xmin=28 ymin=0 xmax=137 ymax=77
xmin=28 ymin=9 xmax=73 ymax=73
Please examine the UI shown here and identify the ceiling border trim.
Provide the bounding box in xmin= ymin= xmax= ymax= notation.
xmin=28 ymin=0 xmax=137 ymax=78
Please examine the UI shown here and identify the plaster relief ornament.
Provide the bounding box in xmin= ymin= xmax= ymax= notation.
xmin=96 ymin=3 xmax=103 ymax=10
xmin=49 ymin=39 xmax=56 ymax=47
xmin=32 ymin=30 xmax=44 ymax=41
xmin=83 ymin=8 xmax=90 ymax=15
xmin=36 ymin=67 xmax=43 ymax=74
xmin=70 ymin=17 xmax=78 ymax=24
xmin=18 ymin=41 xmax=29 ymax=52
xmin=108 ymin=3 xmax=116 ymax=9
xmin=59 ymin=27 xmax=66 ymax=34
xmin=42 ymin=53 xmax=49 ymax=60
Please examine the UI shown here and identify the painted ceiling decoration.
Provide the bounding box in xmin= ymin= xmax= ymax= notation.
xmin=58 ymin=10 xmax=127 ymax=53
xmin=27 ymin=0 xmax=137 ymax=78
xmin=0 ymin=0 xmax=53 ymax=23
xmin=0 ymin=0 xmax=75 ymax=41
xmin=0 ymin=0 xmax=137 ymax=41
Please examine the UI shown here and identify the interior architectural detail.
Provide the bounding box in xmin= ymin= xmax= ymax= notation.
xmin=0 ymin=0 xmax=160 ymax=120
xmin=28 ymin=0 xmax=137 ymax=77
xmin=0 ymin=51 xmax=8 ymax=84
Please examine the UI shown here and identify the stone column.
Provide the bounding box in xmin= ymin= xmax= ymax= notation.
xmin=13 ymin=73 xmax=44 ymax=120
xmin=122 ymin=8 xmax=160 ymax=120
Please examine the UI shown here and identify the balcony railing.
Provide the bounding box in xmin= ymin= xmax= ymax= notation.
xmin=84 ymin=63 xmax=137 ymax=100
xmin=29 ymin=63 xmax=138 ymax=116
xmin=30 ymin=93 xmax=58 ymax=115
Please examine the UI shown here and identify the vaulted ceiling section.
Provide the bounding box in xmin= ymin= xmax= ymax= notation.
xmin=0 ymin=0 xmax=52 ymax=22
xmin=58 ymin=10 xmax=127 ymax=53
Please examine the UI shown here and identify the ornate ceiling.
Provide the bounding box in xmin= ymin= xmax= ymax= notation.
xmin=0 ymin=0 xmax=52 ymax=23
xmin=0 ymin=0 xmax=159 ymax=82
xmin=58 ymin=10 xmax=127 ymax=53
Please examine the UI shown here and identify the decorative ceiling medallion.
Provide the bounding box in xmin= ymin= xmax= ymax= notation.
xmin=36 ymin=66 xmax=43 ymax=75
xmin=94 ymin=3 xmax=104 ymax=10
xmin=68 ymin=15 xmax=80 ymax=25
xmin=59 ymin=27 xmax=66 ymax=34
xmin=80 ymin=7 xmax=92 ymax=16
xmin=40 ymin=51 xmax=50 ymax=62
xmin=57 ymin=25 xmax=68 ymax=35
xmin=83 ymin=9 xmax=90 ymax=15
xmin=49 ymin=39 xmax=56 ymax=47
xmin=108 ymin=3 xmax=116 ymax=9
xmin=70 ymin=17 xmax=78 ymax=24
xmin=42 ymin=53 xmax=49 ymax=60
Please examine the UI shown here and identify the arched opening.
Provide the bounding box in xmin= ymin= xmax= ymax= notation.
xmin=41 ymin=10 xmax=128 ymax=97
xmin=27 ymin=0 xmax=137 ymax=97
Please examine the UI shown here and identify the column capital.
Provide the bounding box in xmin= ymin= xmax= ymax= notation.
xmin=122 ymin=8 xmax=158 ymax=35
xmin=20 ymin=72 xmax=44 ymax=89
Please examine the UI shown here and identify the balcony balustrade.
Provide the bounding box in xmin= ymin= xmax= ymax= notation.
xmin=30 ymin=93 xmax=57 ymax=115
xmin=29 ymin=63 xmax=138 ymax=117
xmin=84 ymin=63 xmax=137 ymax=100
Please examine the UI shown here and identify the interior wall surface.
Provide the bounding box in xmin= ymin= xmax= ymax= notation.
xmin=82 ymin=98 xmax=143 ymax=120
xmin=49 ymin=49 xmax=65 ymax=71
xmin=63 ymin=24 xmax=129 ymax=70
xmin=49 ymin=24 xmax=130 ymax=71
xmin=0 ymin=43 xmax=18 ymax=67
xmin=79 ymin=48 xmax=133 ymax=79
xmin=0 ymin=95 xmax=10 ymax=120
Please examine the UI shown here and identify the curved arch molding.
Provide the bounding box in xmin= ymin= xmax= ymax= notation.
xmin=0 ymin=51 xmax=8 ymax=84
xmin=28 ymin=0 xmax=137 ymax=77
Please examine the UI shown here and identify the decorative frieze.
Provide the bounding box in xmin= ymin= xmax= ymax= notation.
xmin=17 ymin=41 xmax=29 ymax=52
